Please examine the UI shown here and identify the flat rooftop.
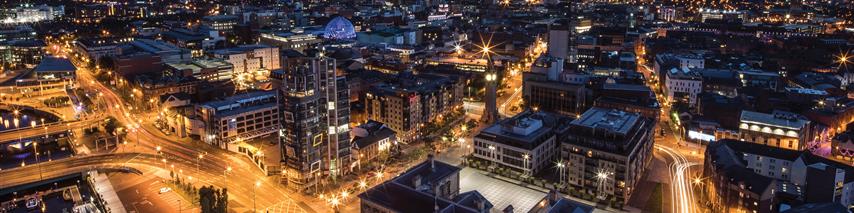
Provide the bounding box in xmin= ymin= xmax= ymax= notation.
xmin=571 ymin=107 xmax=640 ymax=136
xmin=211 ymin=44 xmax=273 ymax=55
xmin=477 ymin=111 xmax=571 ymax=150
xmin=740 ymin=110 xmax=808 ymax=130
xmin=33 ymin=56 xmax=76 ymax=72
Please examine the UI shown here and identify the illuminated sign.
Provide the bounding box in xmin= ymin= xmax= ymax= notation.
xmin=688 ymin=130 xmax=715 ymax=142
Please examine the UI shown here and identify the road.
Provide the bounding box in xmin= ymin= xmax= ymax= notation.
xmin=638 ymin=51 xmax=704 ymax=213
xmin=0 ymin=153 xmax=145 ymax=189
xmin=62 ymin=55 xmax=317 ymax=212
xmin=0 ymin=119 xmax=98 ymax=143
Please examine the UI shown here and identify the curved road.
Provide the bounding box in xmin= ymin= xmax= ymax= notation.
xmin=70 ymin=63 xmax=314 ymax=212
xmin=656 ymin=144 xmax=698 ymax=213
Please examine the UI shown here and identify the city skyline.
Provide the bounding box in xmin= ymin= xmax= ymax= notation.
xmin=0 ymin=0 xmax=853 ymax=213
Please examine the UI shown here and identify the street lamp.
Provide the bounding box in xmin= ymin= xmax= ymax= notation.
xmin=358 ymin=179 xmax=368 ymax=190
xmin=488 ymin=145 xmax=496 ymax=169
xmin=224 ymin=166 xmax=232 ymax=189
xmin=196 ymin=153 xmax=204 ymax=173
xmin=556 ymin=161 xmax=565 ymax=187
xmin=254 ymin=181 xmax=261 ymax=213
xmin=522 ymin=154 xmax=530 ymax=177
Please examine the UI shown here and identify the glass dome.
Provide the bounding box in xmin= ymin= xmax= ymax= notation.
xmin=323 ymin=16 xmax=356 ymax=40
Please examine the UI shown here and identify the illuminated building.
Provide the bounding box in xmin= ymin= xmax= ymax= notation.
xmin=699 ymin=8 xmax=747 ymax=23
xmin=663 ymin=67 xmax=703 ymax=106
xmin=259 ymin=32 xmax=323 ymax=52
xmin=739 ymin=110 xmax=811 ymax=151
xmin=73 ymin=37 xmax=133 ymax=62
xmin=33 ymin=56 xmax=76 ymax=80
xmin=279 ymin=56 xmax=351 ymax=192
xmin=323 ymin=16 xmax=357 ymax=40
xmin=0 ymin=4 xmax=64 ymax=24
xmin=202 ymin=15 xmax=239 ymax=31
xmin=561 ymin=107 xmax=654 ymax=204
xmin=351 ymin=120 xmax=397 ymax=168
xmin=0 ymin=39 xmax=45 ymax=69
xmin=522 ymin=69 xmax=590 ymax=117
xmin=473 ymin=110 xmax=572 ymax=176
xmin=704 ymin=139 xmax=854 ymax=213
xmin=165 ymin=59 xmax=234 ymax=82
xmin=210 ymin=44 xmax=281 ymax=77
xmin=198 ymin=90 xmax=280 ymax=148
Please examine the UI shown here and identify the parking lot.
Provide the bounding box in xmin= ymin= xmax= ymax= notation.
xmin=111 ymin=172 xmax=195 ymax=213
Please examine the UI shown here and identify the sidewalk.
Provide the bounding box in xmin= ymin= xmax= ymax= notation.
xmin=92 ymin=171 xmax=127 ymax=213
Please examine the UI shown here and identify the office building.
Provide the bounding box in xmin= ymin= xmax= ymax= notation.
xmin=279 ymin=56 xmax=351 ymax=192
xmin=197 ymin=90 xmax=281 ymax=148
xmin=203 ymin=15 xmax=239 ymax=31
xmin=523 ymin=69 xmax=591 ymax=117
xmin=74 ymin=37 xmax=133 ymax=62
xmin=0 ymin=39 xmax=45 ymax=69
xmin=210 ymin=44 xmax=281 ymax=74
xmin=165 ymin=59 xmax=234 ymax=82
xmin=561 ymin=107 xmax=654 ymax=204
xmin=259 ymin=32 xmax=323 ymax=52
xmin=473 ymin=110 xmax=572 ymax=176
xmin=739 ymin=110 xmax=811 ymax=150
xmin=664 ymin=67 xmax=703 ymax=106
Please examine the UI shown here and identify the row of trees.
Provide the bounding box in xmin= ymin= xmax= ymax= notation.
xmin=199 ymin=186 xmax=228 ymax=213
xmin=169 ymin=170 xmax=228 ymax=213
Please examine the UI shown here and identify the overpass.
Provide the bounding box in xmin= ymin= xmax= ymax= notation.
xmin=0 ymin=153 xmax=152 ymax=189
xmin=0 ymin=118 xmax=100 ymax=143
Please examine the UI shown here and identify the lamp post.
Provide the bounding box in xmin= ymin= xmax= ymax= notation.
xmin=156 ymin=146 xmax=163 ymax=167
xmin=522 ymin=154 xmax=530 ymax=177
xmin=595 ymin=171 xmax=613 ymax=201
xmin=253 ymin=181 xmax=261 ymax=212
xmin=224 ymin=166 xmax=232 ymax=190
xmin=556 ymin=161 xmax=565 ymax=187
xmin=196 ymin=153 xmax=204 ymax=173
xmin=488 ymin=145 xmax=496 ymax=169
xmin=30 ymin=120 xmax=43 ymax=180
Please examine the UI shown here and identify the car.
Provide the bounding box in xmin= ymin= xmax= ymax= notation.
xmin=25 ymin=198 xmax=39 ymax=209
xmin=159 ymin=187 xmax=171 ymax=194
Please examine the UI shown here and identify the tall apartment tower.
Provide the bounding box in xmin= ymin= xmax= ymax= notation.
xmin=279 ymin=56 xmax=351 ymax=192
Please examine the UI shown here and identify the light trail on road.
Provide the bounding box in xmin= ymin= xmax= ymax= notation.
xmin=657 ymin=144 xmax=698 ymax=213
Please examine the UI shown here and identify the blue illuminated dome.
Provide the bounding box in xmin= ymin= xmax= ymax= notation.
xmin=323 ymin=16 xmax=356 ymax=40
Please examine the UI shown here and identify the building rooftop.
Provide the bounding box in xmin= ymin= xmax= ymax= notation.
xmin=130 ymin=39 xmax=182 ymax=54
xmin=211 ymin=44 xmax=273 ymax=55
xmin=201 ymin=90 xmax=277 ymax=112
xmin=33 ymin=56 xmax=76 ymax=73
xmin=571 ymin=107 xmax=640 ymax=135
xmin=359 ymin=158 xmax=489 ymax=213
xmin=477 ymin=110 xmax=571 ymax=150
xmin=352 ymin=120 xmax=396 ymax=149
xmin=740 ymin=110 xmax=809 ymax=130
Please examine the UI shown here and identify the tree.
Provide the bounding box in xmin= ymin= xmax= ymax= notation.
xmin=199 ymin=185 xmax=228 ymax=213
xmin=103 ymin=117 xmax=120 ymax=136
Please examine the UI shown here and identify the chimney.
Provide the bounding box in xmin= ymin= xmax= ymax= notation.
xmin=413 ymin=175 xmax=423 ymax=189
xmin=502 ymin=205 xmax=514 ymax=213
xmin=428 ymin=154 xmax=435 ymax=172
